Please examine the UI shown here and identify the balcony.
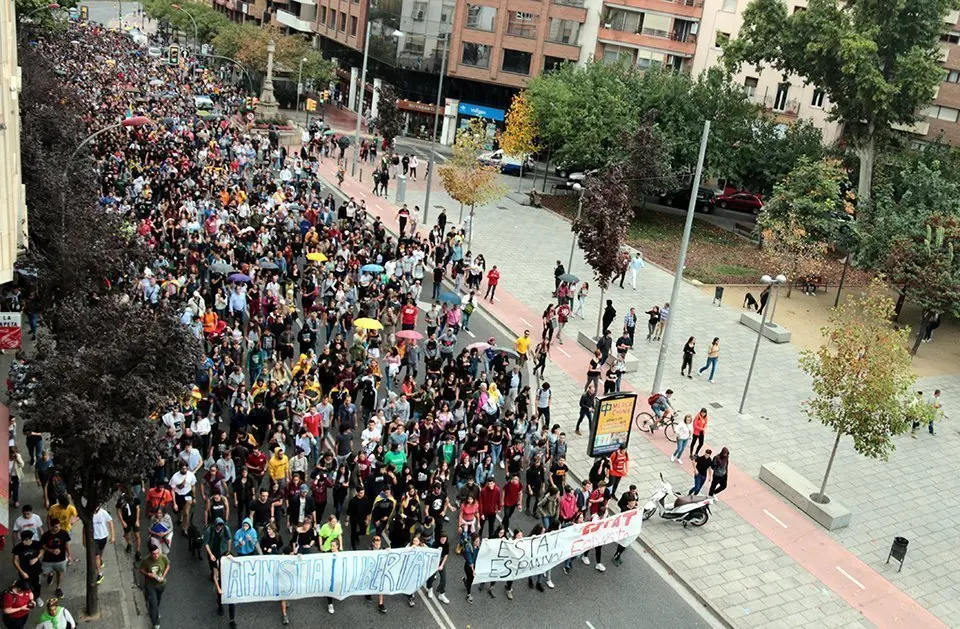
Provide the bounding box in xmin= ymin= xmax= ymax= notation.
xmin=892 ymin=120 xmax=931 ymax=136
xmin=604 ymin=0 xmax=704 ymax=19
xmin=553 ymin=0 xmax=585 ymax=7
xmin=597 ymin=27 xmax=697 ymax=56
xmin=761 ymin=96 xmax=800 ymax=118
xmin=276 ymin=8 xmax=313 ymax=32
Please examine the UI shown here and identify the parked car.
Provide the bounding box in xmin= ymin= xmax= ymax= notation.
xmin=658 ymin=187 xmax=716 ymax=213
xmin=193 ymin=95 xmax=216 ymax=117
xmin=554 ymin=162 xmax=587 ymax=179
xmin=478 ymin=150 xmax=536 ymax=176
xmin=715 ymin=192 xmax=764 ymax=214
xmin=147 ymin=46 xmax=164 ymax=58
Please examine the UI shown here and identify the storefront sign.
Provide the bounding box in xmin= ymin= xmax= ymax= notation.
xmin=398 ymin=100 xmax=438 ymax=114
xmin=588 ymin=392 xmax=637 ymax=457
xmin=457 ymin=102 xmax=505 ymax=122
xmin=220 ymin=547 xmax=441 ymax=603
xmin=0 ymin=313 xmax=21 ymax=350
xmin=473 ymin=509 xmax=642 ymax=583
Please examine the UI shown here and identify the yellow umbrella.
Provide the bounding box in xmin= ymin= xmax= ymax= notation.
xmin=306 ymin=252 xmax=327 ymax=262
xmin=354 ymin=318 xmax=383 ymax=330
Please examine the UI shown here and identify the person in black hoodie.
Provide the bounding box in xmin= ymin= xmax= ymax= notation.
xmin=345 ymin=486 xmax=372 ymax=550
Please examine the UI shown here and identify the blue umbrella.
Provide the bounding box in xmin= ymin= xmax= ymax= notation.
xmin=437 ymin=291 xmax=461 ymax=305
xmin=229 ymin=273 xmax=251 ymax=283
xmin=361 ymin=264 xmax=384 ymax=274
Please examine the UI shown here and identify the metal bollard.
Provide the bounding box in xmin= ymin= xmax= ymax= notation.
xmin=887 ymin=536 xmax=909 ymax=572
xmin=395 ymin=174 xmax=407 ymax=204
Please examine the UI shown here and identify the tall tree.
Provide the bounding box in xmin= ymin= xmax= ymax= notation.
xmin=757 ymin=157 xmax=850 ymax=296
xmin=723 ymin=0 xmax=957 ymax=203
xmin=799 ymin=280 xmax=919 ymax=503
xmin=375 ymin=83 xmax=404 ymax=152
xmin=437 ymin=119 xmax=507 ymax=248
xmin=498 ymin=91 xmax=540 ymax=190
xmin=886 ymin=215 xmax=960 ymax=354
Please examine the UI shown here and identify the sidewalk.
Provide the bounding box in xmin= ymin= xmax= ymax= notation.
xmin=309 ymin=149 xmax=954 ymax=628
xmin=0 ymin=340 xmax=150 ymax=629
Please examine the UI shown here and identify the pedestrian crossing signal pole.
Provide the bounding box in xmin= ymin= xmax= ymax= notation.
xmin=650 ymin=120 xmax=710 ymax=396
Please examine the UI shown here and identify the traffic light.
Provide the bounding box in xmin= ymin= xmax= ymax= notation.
xmin=322 ymin=90 xmax=330 ymax=103
xmin=168 ymin=44 xmax=180 ymax=66
xmin=79 ymin=5 xmax=89 ymax=21
xmin=305 ymin=98 xmax=317 ymax=112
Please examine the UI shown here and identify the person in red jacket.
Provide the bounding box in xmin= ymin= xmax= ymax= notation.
xmin=501 ymin=475 xmax=523 ymax=531
xmin=400 ymin=299 xmax=418 ymax=331
xmin=608 ymin=444 xmax=630 ymax=497
xmin=478 ymin=477 xmax=502 ymax=539
xmin=484 ymin=266 xmax=501 ymax=302
xmin=1 ymin=579 xmax=35 ymax=629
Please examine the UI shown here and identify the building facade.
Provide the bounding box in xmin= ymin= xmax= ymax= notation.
xmin=590 ymin=0 xmax=702 ymax=73
xmin=914 ymin=8 xmax=960 ymax=144
xmin=0 ymin=0 xmax=28 ymax=285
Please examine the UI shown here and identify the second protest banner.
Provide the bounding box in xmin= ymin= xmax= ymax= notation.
xmin=473 ymin=509 xmax=642 ymax=584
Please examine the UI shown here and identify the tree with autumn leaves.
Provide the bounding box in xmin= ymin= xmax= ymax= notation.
xmin=437 ymin=118 xmax=507 ymax=248
xmin=800 ymin=280 xmax=922 ymax=503
xmin=498 ymin=92 xmax=539 ymax=191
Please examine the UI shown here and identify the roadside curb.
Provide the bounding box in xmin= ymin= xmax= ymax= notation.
xmin=313 ymin=165 xmax=737 ymax=629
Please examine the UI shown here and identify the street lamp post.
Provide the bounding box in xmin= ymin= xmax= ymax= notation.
xmin=297 ymin=57 xmax=308 ymax=113
xmin=170 ymin=4 xmax=198 ymax=51
xmin=421 ymin=30 xmax=450 ymax=227
xmin=61 ymin=117 xmax=150 ymax=235
xmin=568 ymin=182 xmax=584 ymax=272
xmin=738 ymin=274 xmax=787 ymax=414
xmin=351 ymin=26 xmax=403 ymax=177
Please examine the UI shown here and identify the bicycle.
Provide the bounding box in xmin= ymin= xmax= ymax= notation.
xmin=634 ymin=408 xmax=678 ymax=443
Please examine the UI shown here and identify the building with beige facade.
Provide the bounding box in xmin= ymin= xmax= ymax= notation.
xmin=0 ymin=0 xmax=28 ymax=285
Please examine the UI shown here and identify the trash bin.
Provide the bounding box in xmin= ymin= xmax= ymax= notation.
xmin=887 ymin=536 xmax=909 ymax=572
xmin=395 ymin=174 xmax=407 ymax=204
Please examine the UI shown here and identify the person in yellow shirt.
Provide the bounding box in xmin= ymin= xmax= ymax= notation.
xmin=48 ymin=495 xmax=80 ymax=533
xmin=515 ymin=329 xmax=532 ymax=366
xmin=267 ymin=447 xmax=290 ymax=489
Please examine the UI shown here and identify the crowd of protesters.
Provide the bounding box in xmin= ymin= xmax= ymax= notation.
xmin=3 ymin=20 xmax=643 ymax=629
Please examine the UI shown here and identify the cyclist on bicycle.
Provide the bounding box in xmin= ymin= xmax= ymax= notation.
xmin=649 ymin=389 xmax=674 ymax=421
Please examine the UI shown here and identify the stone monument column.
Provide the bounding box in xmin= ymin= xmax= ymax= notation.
xmin=257 ymin=39 xmax=279 ymax=119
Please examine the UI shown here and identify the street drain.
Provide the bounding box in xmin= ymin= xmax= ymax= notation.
xmin=709 ymin=402 xmax=723 ymax=409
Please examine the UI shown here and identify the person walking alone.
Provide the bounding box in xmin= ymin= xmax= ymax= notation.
xmin=576 ymin=385 xmax=596 ymax=436
xmin=689 ymin=408 xmax=708 ymax=459
xmin=671 ymin=414 xmax=692 ymax=464
xmin=484 ymin=266 xmax=500 ymax=302
xmin=629 ymin=252 xmax=644 ymax=290
xmin=139 ymin=542 xmax=170 ymax=629
xmin=698 ymin=337 xmax=720 ymax=382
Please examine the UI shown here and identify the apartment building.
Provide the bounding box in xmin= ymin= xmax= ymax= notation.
xmin=0 ymin=0 xmax=28 ymax=285
xmin=590 ymin=0 xmax=702 ymax=73
xmin=692 ymin=0 xmax=841 ymax=142
xmin=912 ymin=8 xmax=960 ymax=144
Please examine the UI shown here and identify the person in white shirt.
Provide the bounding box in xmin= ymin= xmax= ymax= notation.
xmin=169 ymin=463 xmax=198 ymax=536
xmin=87 ymin=506 xmax=115 ymax=584
xmin=12 ymin=505 xmax=44 ymax=537
xmin=671 ymin=415 xmax=693 ymax=464
xmin=409 ymin=155 xmax=419 ymax=181
xmin=161 ymin=408 xmax=185 ymax=437
xmin=629 ymin=252 xmax=645 ymax=290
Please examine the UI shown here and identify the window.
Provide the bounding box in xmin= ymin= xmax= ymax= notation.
xmin=350 ymin=15 xmax=358 ymax=36
xmin=412 ymin=1 xmax=427 ymax=21
xmin=553 ymin=0 xmax=585 ymax=7
xmin=792 ymin=5 xmax=807 ymax=13
xmin=715 ymin=31 xmax=730 ymax=47
xmin=546 ymin=18 xmax=580 ymax=44
xmin=543 ymin=55 xmax=567 ymax=73
xmin=603 ymin=8 xmax=641 ymax=34
xmin=940 ymin=31 xmax=960 ymax=44
xmin=501 ymin=48 xmax=532 ymax=74
xmin=602 ymin=44 xmax=633 ymax=65
xmin=721 ymin=0 xmax=736 ymax=11
xmin=441 ymin=3 xmax=454 ymax=23
xmin=319 ymin=6 xmax=326 ymax=25
xmin=640 ymin=13 xmax=672 ymax=38
xmin=328 ymin=8 xmax=336 ymax=28
xmin=811 ymin=88 xmax=825 ymax=108
xmin=744 ymin=76 xmax=758 ymax=99
xmin=947 ymin=69 xmax=960 ymax=83
xmin=403 ymin=35 xmax=426 ymax=55
xmin=636 ymin=49 xmax=666 ymax=70
xmin=339 ymin=11 xmax=346 ymax=31
xmin=465 ymin=5 xmax=496 ymax=31
xmin=461 ymin=42 xmax=492 ymax=68
xmin=506 ymin=11 xmax=539 ymax=38
xmin=773 ymin=82 xmax=790 ymax=111
xmin=923 ymin=105 xmax=960 ymax=122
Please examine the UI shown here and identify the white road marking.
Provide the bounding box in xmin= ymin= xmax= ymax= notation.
xmin=418 ymin=590 xmax=454 ymax=629
xmin=763 ymin=509 xmax=788 ymax=529
xmin=463 ymin=328 xmax=476 ymax=338
xmin=836 ymin=566 xmax=866 ymax=590
xmin=519 ymin=317 xmax=533 ymax=327
xmin=557 ymin=347 xmax=572 ymax=358
xmin=586 ymin=622 xmax=597 ymax=629
xmin=493 ymin=296 xmax=500 ymax=302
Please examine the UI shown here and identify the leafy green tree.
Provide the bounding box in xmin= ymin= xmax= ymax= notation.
xmin=301 ymin=50 xmax=337 ymax=89
xmin=799 ymin=280 xmax=917 ymax=503
xmin=142 ymin=0 xmax=230 ymax=44
xmin=735 ymin=118 xmax=825 ymax=195
xmin=375 ymin=83 xmax=404 ymax=151
xmin=723 ymin=0 xmax=957 ymax=204
xmin=886 ymin=215 xmax=960 ymax=354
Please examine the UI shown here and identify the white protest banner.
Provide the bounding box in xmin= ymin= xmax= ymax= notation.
xmin=473 ymin=509 xmax=642 ymax=584
xmin=220 ymin=547 xmax=440 ymax=604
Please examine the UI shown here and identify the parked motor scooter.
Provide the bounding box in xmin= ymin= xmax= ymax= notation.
xmin=642 ymin=473 xmax=715 ymax=527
